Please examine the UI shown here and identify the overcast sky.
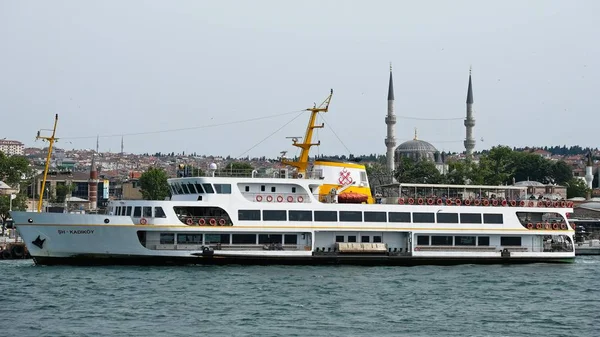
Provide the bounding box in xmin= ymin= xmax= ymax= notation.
xmin=1 ymin=0 xmax=598 ymax=158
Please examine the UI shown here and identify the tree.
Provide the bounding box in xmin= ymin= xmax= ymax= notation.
xmin=550 ymin=161 xmax=573 ymax=185
xmin=445 ymin=160 xmax=484 ymax=185
xmin=394 ymin=157 xmax=445 ymax=184
xmin=512 ymin=152 xmax=551 ymax=183
xmin=478 ymin=146 xmax=516 ymax=185
xmin=0 ymin=152 xmax=31 ymax=225
xmin=139 ymin=167 xmax=170 ymax=200
xmin=0 ymin=194 xmax=28 ymax=234
xmin=565 ymin=178 xmax=590 ymax=199
xmin=55 ymin=184 xmax=73 ymax=203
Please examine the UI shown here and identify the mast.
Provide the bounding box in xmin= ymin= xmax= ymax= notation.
xmin=282 ymin=90 xmax=333 ymax=177
xmin=36 ymin=114 xmax=59 ymax=212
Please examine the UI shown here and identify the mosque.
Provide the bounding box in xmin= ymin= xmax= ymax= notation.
xmin=384 ymin=66 xmax=475 ymax=173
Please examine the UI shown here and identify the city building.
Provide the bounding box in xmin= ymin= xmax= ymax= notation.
xmin=0 ymin=140 xmax=24 ymax=156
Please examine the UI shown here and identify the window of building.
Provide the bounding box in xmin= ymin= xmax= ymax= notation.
xmin=214 ymin=184 xmax=232 ymax=194
xmin=361 ymin=236 xmax=370 ymax=243
xmin=455 ymin=236 xmax=476 ymax=246
xmin=389 ymin=212 xmax=411 ymax=222
xmin=335 ymin=235 xmax=344 ymax=243
xmin=202 ymin=184 xmax=214 ymax=194
xmin=340 ymin=211 xmax=362 ymax=222
xmin=154 ymin=207 xmax=166 ymax=218
xmin=143 ymin=206 xmax=152 ymax=218
xmin=373 ymin=236 xmax=382 ymax=243
xmin=261 ymin=185 xmax=265 ymax=192
xmin=413 ymin=213 xmax=435 ymax=223
xmin=291 ymin=187 xmax=296 ymax=193
xmin=205 ymin=234 xmax=230 ymax=244
xmin=431 ymin=236 xmax=453 ymax=246
xmin=263 ymin=210 xmax=287 ymax=221
xmin=314 ymin=211 xmax=337 ymax=222
xmin=232 ymin=234 xmax=256 ymax=244
xmin=288 ymin=210 xmax=312 ymax=221
xmin=133 ymin=207 xmax=142 ymax=217
xmin=460 ymin=213 xmax=482 ymax=224
xmin=181 ymin=184 xmax=190 ymax=194
xmin=284 ymin=234 xmax=298 ymax=245
xmin=187 ymin=183 xmax=197 ymax=194
xmin=245 ymin=186 xmax=250 ymax=192
xmin=478 ymin=236 xmax=490 ymax=246
xmin=160 ymin=233 xmax=174 ymax=244
xmin=194 ymin=183 xmax=204 ymax=194
xmin=417 ymin=235 xmax=429 ymax=245
xmin=347 ymin=235 xmax=357 ymax=243
xmin=500 ymin=236 xmax=521 ymax=246
xmin=177 ymin=234 xmax=202 ymax=244
xmin=271 ymin=186 xmax=276 ymax=193
xmin=126 ymin=206 xmax=132 ymax=216
xmin=437 ymin=213 xmax=459 ymax=223
xmin=259 ymin=234 xmax=282 ymax=244
xmin=483 ymin=214 xmax=503 ymax=224
xmin=238 ymin=210 xmax=261 ymax=221
xmin=364 ymin=211 xmax=386 ymax=222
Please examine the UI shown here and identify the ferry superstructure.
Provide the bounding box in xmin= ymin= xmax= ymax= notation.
xmin=11 ymin=92 xmax=576 ymax=265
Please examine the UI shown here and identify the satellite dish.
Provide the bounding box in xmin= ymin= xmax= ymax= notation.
xmin=209 ymin=163 xmax=217 ymax=170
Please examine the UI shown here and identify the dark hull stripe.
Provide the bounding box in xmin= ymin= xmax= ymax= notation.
xmin=32 ymin=254 xmax=575 ymax=266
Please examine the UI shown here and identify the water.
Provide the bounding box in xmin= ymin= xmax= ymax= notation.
xmin=0 ymin=258 xmax=599 ymax=337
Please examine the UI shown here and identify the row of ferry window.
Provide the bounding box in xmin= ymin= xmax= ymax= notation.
xmin=238 ymin=210 xmax=504 ymax=224
xmin=114 ymin=206 xmax=166 ymax=218
xmin=416 ymin=235 xmax=521 ymax=246
xmin=159 ymin=233 xmax=299 ymax=245
xmin=170 ymin=183 xmax=232 ymax=195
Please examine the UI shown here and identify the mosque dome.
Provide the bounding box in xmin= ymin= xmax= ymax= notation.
xmin=394 ymin=130 xmax=438 ymax=164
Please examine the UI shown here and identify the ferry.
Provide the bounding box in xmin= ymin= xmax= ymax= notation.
xmin=11 ymin=92 xmax=576 ymax=265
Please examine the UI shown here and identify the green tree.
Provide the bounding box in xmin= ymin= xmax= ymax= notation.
xmin=0 ymin=152 xmax=31 ymax=224
xmin=550 ymin=161 xmax=573 ymax=185
xmin=394 ymin=157 xmax=445 ymax=184
xmin=0 ymin=194 xmax=28 ymax=233
xmin=478 ymin=146 xmax=516 ymax=185
xmin=512 ymin=152 xmax=551 ymax=183
xmin=55 ymin=184 xmax=73 ymax=203
xmin=445 ymin=160 xmax=485 ymax=185
xmin=139 ymin=167 xmax=170 ymax=200
xmin=565 ymin=178 xmax=590 ymax=199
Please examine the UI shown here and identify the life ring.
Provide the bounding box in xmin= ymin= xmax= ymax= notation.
xmin=474 ymin=199 xmax=481 ymax=206
xmin=446 ymin=199 xmax=452 ymax=205
xmin=427 ymin=198 xmax=434 ymax=205
xmin=455 ymin=199 xmax=462 ymax=206
xmin=185 ymin=218 xmax=193 ymax=225
xmin=198 ymin=218 xmax=206 ymax=225
xmin=277 ymin=195 xmax=284 ymax=203
xmin=546 ymin=201 xmax=552 ymax=207
xmin=510 ymin=200 xmax=516 ymax=207
xmin=437 ymin=199 xmax=443 ymax=205
xmin=537 ymin=201 xmax=543 ymax=207
xmin=492 ymin=199 xmax=498 ymax=206
xmin=398 ymin=198 xmax=405 ymax=205
xmin=553 ymin=201 xmax=558 ymax=207
xmin=297 ymin=196 xmax=304 ymax=203
xmin=209 ymin=218 xmax=217 ymax=226
xmin=560 ymin=201 xmax=566 ymax=207
xmin=552 ymin=223 xmax=559 ymax=230
xmin=536 ymin=223 xmax=542 ymax=230
xmin=527 ymin=223 xmax=533 ymax=229
xmin=544 ymin=223 xmax=550 ymax=230
xmin=568 ymin=201 xmax=574 ymax=208
xmin=12 ymin=245 xmax=24 ymax=258
xmin=464 ymin=199 xmax=471 ymax=206
xmin=501 ymin=200 xmax=507 ymax=207
xmin=219 ymin=219 xmax=226 ymax=226
xmin=528 ymin=201 xmax=534 ymax=207
xmin=140 ymin=218 xmax=148 ymax=225
xmin=266 ymin=195 xmax=273 ymax=202
xmin=287 ymin=196 xmax=294 ymax=202
xmin=408 ymin=198 xmax=414 ymax=204
xmin=560 ymin=223 xmax=567 ymax=230
xmin=519 ymin=200 xmax=525 ymax=207
xmin=482 ymin=199 xmax=489 ymax=206
xmin=417 ymin=198 xmax=424 ymax=205
xmin=414 ymin=247 xmax=420 ymax=251
xmin=256 ymin=195 xmax=263 ymax=202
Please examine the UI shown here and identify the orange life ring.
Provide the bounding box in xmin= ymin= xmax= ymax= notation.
xmin=198 ymin=218 xmax=206 ymax=225
xmin=546 ymin=201 xmax=552 ymax=207
xmin=483 ymin=199 xmax=489 ymax=206
xmin=510 ymin=200 xmax=516 ymax=207
xmin=553 ymin=201 xmax=559 ymax=207
xmin=437 ymin=199 xmax=443 ymax=205
xmin=219 ymin=218 xmax=226 ymax=226
xmin=552 ymin=223 xmax=559 ymax=230
xmin=560 ymin=223 xmax=567 ymax=230
xmin=474 ymin=199 xmax=481 ymax=206
xmin=287 ymin=196 xmax=294 ymax=202
xmin=297 ymin=196 xmax=304 ymax=203
xmin=537 ymin=201 xmax=543 ymax=207
xmin=408 ymin=198 xmax=414 ymax=204
xmin=139 ymin=218 xmax=147 ymax=225
xmin=560 ymin=201 xmax=566 ymax=208
xmin=186 ymin=218 xmax=193 ymax=225
xmin=209 ymin=218 xmax=217 ymax=226
xmin=266 ymin=195 xmax=273 ymax=202
xmin=398 ymin=198 xmax=405 ymax=205
xmin=501 ymin=200 xmax=507 ymax=206
xmin=528 ymin=201 xmax=534 ymax=207
xmin=544 ymin=223 xmax=550 ymax=230
xmin=536 ymin=223 xmax=542 ymax=230
xmin=427 ymin=198 xmax=433 ymax=205
xmin=455 ymin=199 xmax=462 ymax=205
xmin=492 ymin=199 xmax=498 ymax=206
xmin=519 ymin=200 xmax=525 ymax=207
xmin=256 ymin=195 xmax=263 ymax=202
xmin=464 ymin=199 xmax=471 ymax=206
xmin=568 ymin=201 xmax=574 ymax=208
xmin=527 ymin=223 xmax=534 ymax=229
xmin=446 ymin=199 xmax=452 ymax=205
xmin=417 ymin=198 xmax=424 ymax=205
xmin=277 ymin=195 xmax=284 ymax=203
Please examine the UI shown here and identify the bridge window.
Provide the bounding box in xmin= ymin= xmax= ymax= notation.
xmin=478 ymin=236 xmax=490 ymax=246
xmin=431 ymin=236 xmax=453 ymax=246
xmin=181 ymin=184 xmax=190 ymax=194
xmin=202 ymin=184 xmax=214 ymax=194
xmin=364 ymin=211 xmax=386 ymax=222
xmin=194 ymin=183 xmax=204 ymax=194
xmin=232 ymin=234 xmax=256 ymax=244
xmin=417 ymin=235 xmax=429 ymax=245
xmin=314 ymin=211 xmax=337 ymax=222
xmin=500 ymin=237 xmax=521 ymax=246
xmin=154 ymin=207 xmax=166 ymax=218
xmin=214 ymin=184 xmax=232 ymax=194
xmin=263 ymin=210 xmax=286 ymax=221
xmin=187 ymin=183 xmax=197 ymax=194
xmin=437 ymin=213 xmax=458 ymax=223
xmin=126 ymin=206 xmax=132 ymax=216
xmin=239 ymin=210 xmax=261 ymax=221
xmin=413 ymin=212 xmax=435 ymax=223
xmin=143 ymin=206 xmax=152 ymax=217
xmin=160 ymin=233 xmax=174 ymax=244
xmin=460 ymin=213 xmax=482 ymax=224
xmin=133 ymin=207 xmax=141 ymax=217
xmin=483 ymin=214 xmax=503 ymax=224
xmin=389 ymin=212 xmax=411 ymax=223
xmin=455 ymin=236 xmax=476 ymax=246
xmin=340 ymin=211 xmax=362 ymax=222
xmin=177 ymin=234 xmax=202 ymax=244
xmin=289 ymin=210 xmax=312 ymax=221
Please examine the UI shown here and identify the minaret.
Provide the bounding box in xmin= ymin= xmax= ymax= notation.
xmin=464 ymin=67 xmax=476 ymax=160
xmin=384 ymin=63 xmax=397 ymax=171
xmin=88 ymin=136 xmax=99 ymax=210
xmin=585 ymin=151 xmax=594 ymax=189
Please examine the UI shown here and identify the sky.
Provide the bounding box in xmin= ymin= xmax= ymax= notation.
xmin=1 ymin=0 xmax=599 ymax=158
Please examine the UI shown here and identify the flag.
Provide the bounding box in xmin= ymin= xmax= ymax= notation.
xmin=10 ymin=194 xmax=16 ymax=200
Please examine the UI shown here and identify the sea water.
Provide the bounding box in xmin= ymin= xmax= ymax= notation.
xmin=0 ymin=258 xmax=598 ymax=337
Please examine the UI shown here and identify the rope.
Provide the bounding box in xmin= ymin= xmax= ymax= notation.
xmin=236 ymin=111 xmax=305 ymax=158
xmin=320 ymin=114 xmax=352 ymax=155
xmin=397 ymin=116 xmax=463 ymax=121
